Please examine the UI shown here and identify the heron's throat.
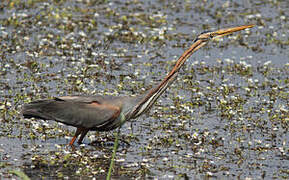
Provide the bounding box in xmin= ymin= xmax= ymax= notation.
xmin=131 ymin=73 xmax=178 ymax=118
xmin=127 ymin=40 xmax=205 ymax=119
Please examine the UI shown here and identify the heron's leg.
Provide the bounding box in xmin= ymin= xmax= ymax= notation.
xmin=69 ymin=128 xmax=82 ymax=146
xmin=77 ymin=129 xmax=89 ymax=144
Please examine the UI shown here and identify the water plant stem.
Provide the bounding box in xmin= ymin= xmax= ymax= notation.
xmin=106 ymin=128 xmax=120 ymax=180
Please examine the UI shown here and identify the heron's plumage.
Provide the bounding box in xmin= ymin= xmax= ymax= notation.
xmin=23 ymin=95 xmax=140 ymax=130
xmin=22 ymin=24 xmax=254 ymax=145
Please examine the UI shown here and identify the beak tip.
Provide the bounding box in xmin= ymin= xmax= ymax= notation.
xmin=217 ymin=24 xmax=255 ymax=37
xmin=247 ymin=24 xmax=255 ymax=28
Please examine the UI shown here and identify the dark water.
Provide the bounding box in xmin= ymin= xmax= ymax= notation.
xmin=0 ymin=0 xmax=288 ymax=179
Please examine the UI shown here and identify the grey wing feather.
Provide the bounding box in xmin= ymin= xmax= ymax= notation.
xmin=22 ymin=96 xmax=121 ymax=129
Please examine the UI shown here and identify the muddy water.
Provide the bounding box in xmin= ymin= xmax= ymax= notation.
xmin=0 ymin=0 xmax=288 ymax=179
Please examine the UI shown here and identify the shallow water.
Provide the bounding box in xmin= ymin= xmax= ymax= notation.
xmin=0 ymin=0 xmax=288 ymax=179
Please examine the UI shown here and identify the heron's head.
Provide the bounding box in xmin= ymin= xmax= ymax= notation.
xmin=194 ymin=24 xmax=254 ymax=43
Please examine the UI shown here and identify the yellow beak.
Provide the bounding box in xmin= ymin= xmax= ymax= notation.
xmin=211 ymin=24 xmax=255 ymax=38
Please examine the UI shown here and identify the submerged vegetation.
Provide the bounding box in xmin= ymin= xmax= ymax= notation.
xmin=0 ymin=0 xmax=288 ymax=179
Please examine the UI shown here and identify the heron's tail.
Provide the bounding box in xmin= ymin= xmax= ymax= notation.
xmin=22 ymin=100 xmax=55 ymax=120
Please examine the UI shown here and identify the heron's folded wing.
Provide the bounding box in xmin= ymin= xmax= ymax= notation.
xmin=23 ymin=97 xmax=120 ymax=129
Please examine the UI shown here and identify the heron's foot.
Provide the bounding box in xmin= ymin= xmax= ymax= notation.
xmin=65 ymin=143 xmax=77 ymax=151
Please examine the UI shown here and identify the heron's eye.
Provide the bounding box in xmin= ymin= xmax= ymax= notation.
xmin=200 ymin=30 xmax=211 ymax=34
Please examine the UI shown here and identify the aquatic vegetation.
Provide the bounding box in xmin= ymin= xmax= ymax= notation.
xmin=0 ymin=0 xmax=288 ymax=179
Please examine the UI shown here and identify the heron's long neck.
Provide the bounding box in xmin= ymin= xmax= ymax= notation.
xmin=128 ymin=39 xmax=205 ymax=119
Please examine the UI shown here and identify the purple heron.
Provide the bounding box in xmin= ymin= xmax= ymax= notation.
xmin=23 ymin=24 xmax=254 ymax=146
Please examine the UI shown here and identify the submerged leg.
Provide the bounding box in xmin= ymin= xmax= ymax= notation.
xmin=77 ymin=129 xmax=89 ymax=144
xmin=69 ymin=128 xmax=82 ymax=146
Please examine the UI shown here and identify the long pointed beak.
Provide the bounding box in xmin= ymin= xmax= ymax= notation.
xmin=211 ymin=24 xmax=255 ymax=38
